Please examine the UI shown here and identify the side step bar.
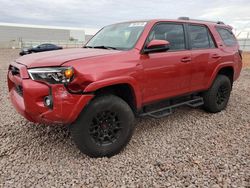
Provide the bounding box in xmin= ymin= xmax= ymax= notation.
xmin=140 ymin=97 xmax=204 ymax=119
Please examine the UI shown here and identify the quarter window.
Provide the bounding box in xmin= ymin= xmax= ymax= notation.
xmin=147 ymin=23 xmax=186 ymax=51
xmin=189 ymin=25 xmax=215 ymax=49
xmin=216 ymin=27 xmax=237 ymax=46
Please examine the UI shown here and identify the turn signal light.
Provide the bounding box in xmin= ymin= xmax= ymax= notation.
xmin=64 ymin=68 xmax=74 ymax=79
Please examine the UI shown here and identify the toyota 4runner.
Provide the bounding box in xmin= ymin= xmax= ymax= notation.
xmin=8 ymin=18 xmax=242 ymax=157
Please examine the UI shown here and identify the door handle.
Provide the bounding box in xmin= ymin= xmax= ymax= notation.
xmin=212 ymin=54 xmax=221 ymax=58
xmin=181 ymin=57 xmax=192 ymax=63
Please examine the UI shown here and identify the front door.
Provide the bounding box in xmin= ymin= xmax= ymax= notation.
xmin=141 ymin=22 xmax=192 ymax=104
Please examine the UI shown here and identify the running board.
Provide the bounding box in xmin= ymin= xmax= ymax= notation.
xmin=140 ymin=97 xmax=204 ymax=119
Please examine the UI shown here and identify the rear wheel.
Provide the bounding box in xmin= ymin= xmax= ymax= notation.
xmin=70 ymin=95 xmax=135 ymax=158
xmin=203 ymin=75 xmax=232 ymax=113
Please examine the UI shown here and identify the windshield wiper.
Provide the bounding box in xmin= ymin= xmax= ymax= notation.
xmin=83 ymin=46 xmax=93 ymax=48
xmin=84 ymin=45 xmax=117 ymax=50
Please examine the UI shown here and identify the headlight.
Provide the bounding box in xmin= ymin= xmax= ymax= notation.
xmin=28 ymin=67 xmax=74 ymax=84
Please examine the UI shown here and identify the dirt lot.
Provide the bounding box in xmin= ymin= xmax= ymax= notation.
xmin=243 ymin=52 xmax=250 ymax=68
xmin=0 ymin=49 xmax=249 ymax=187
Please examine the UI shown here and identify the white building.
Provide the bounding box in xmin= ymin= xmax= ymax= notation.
xmin=0 ymin=22 xmax=99 ymax=48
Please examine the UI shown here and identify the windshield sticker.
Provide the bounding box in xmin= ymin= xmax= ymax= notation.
xmin=129 ymin=22 xmax=147 ymax=27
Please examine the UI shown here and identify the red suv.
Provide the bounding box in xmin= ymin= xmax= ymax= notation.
xmin=8 ymin=18 xmax=242 ymax=157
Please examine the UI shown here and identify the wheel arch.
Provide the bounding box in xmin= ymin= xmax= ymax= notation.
xmin=217 ymin=66 xmax=234 ymax=85
xmin=83 ymin=76 xmax=142 ymax=112
xmin=207 ymin=64 xmax=235 ymax=88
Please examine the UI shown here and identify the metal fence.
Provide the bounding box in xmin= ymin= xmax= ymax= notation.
xmin=238 ymin=39 xmax=250 ymax=51
xmin=19 ymin=39 xmax=250 ymax=51
xmin=21 ymin=40 xmax=85 ymax=48
xmin=2 ymin=38 xmax=250 ymax=51
xmin=0 ymin=40 xmax=86 ymax=49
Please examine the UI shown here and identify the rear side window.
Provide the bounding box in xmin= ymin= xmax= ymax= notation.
xmin=216 ymin=27 xmax=237 ymax=46
xmin=39 ymin=44 xmax=46 ymax=49
xmin=147 ymin=23 xmax=186 ymax=51
xmin=47 ymin=44 xmax=55 ymax=48
xmin=189 ymin=25 xmax=215 ymax=49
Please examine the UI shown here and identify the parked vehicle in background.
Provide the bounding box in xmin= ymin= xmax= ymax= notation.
xmin=19 ymin=43 xmax=63 ymax=56
xmin=8 ymin=18 xmax=242 ymax=157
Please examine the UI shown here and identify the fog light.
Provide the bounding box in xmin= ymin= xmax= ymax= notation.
xmin=44 ymin=96 xmax=53 ymax=108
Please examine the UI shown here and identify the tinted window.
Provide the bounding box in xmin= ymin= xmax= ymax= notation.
xmin=46 ymin=44 xmax=56 ymax=48
xmin=148 ymin=23 xmax=186 ymax=50
xmin=189 ymin=25 xmax=214 ymax=49
xmin=216 ymin=27 xmax=236 ymax=46
xmin=38 ymin=44 xmax=46 ymax=48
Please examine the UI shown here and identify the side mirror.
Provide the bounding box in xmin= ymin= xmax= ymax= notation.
xmin=144 ymin=40 xmax=170 ymax=53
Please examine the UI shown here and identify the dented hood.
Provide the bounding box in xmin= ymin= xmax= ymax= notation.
xmin=16 ymin=48 xmax=121 ymax=68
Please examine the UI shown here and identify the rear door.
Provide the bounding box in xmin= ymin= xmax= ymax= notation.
xmin=141 ymin=22 xmax=192 ymax=104
xmin=188 ymin=24 xmax=221 ymax=91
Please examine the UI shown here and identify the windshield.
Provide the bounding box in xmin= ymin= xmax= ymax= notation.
xmin=86 ymin=22 xmax=147 ymax=50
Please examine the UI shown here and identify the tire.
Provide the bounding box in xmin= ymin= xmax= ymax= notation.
xmin=70 ymin=95 xmax=135 ymax=158
xmin=203 ymin=75 xmax=232 ymax=113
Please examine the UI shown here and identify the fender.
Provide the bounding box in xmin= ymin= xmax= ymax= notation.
xmin=84 ymin=76 xmax=142 ymax=109
xmin=206 ymin=61 xmax=235 ymax=89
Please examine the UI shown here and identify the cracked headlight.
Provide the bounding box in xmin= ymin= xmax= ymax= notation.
xmin=28 ymin=67 xmax=74 ymax=84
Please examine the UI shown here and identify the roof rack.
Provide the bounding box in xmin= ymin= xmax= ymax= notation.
xmin=178 ymin=17 xmax=225 ymax=25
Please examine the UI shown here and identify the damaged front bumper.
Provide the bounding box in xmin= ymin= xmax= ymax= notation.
xmin=7 ymin=62 xmax=94 ymax=125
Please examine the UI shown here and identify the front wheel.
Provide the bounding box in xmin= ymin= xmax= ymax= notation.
xmin=70 ymin=95 xmax=135 ymax=158
xmin=203 ymin=75 xmax=232 ymax=113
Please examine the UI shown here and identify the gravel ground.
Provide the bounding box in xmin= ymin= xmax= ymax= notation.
xmin=0 ymin=49 xmax=249 ymax=187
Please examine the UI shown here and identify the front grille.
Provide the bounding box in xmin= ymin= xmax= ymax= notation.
xmin=9 ymin=65 xmax=20 ymax=76
xmin=15 ymin=85 xmax=23 ymax=96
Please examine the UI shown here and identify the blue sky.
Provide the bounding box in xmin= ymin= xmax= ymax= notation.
xmin=0 ymin=0 xmax=250 ymax=33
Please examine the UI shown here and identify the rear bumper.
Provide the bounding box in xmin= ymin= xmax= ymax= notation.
xmin=8 ymin=62 xmax=94 ymax=125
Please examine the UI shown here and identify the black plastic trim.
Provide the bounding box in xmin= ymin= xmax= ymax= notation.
xmin=64 ymin=84 xmax=95 ymax=95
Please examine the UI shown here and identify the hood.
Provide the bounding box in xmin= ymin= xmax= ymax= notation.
xmin=16 ymin=48 xmax=122 ymax=68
